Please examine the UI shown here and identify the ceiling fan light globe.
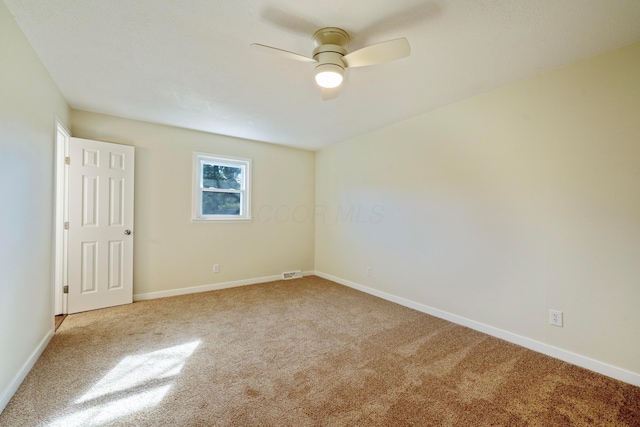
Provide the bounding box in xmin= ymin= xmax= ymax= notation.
xmin=315 ymin=71 xmax=343 ymax=88
xmin=314 ymin=63 xmax=344 ymax=88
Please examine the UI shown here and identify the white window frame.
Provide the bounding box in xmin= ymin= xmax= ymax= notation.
xmin=192 ymin=152 xmax=251 ymax=221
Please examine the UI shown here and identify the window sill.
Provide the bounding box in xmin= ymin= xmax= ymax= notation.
xmin=191 ymin=217 xmax=253 ymax=223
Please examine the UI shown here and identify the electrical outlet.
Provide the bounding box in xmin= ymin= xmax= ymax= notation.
xmin=549 ymin=309 xmax=563 ymax=327
xmin=213 ymin=264 xmax=219 ymax=273
xmin=366 ymin=266 xmax=372 ymax=276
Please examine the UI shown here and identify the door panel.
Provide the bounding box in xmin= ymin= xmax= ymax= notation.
xmin=108 ymin=240 xmax=124 ymax=289
xmin=81 ymin=241 xmax=98 ymax=293
xmin=109 ymin=178 xmax=125 ymax=226
xmin=82 ymin=175 xmax=98 ymax=226
xmin=68 ymin=137 xmax=134 ymax=314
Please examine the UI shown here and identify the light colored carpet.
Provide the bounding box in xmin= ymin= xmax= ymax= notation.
xmin=1 ymin=276 xmax=638 ymax=426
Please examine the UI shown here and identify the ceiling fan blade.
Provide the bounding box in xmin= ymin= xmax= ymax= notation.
xmin=321 ymin=87 xmax=339 ymax=101
xmin=342 ymin=38 xmax=410 ymax=68
xmin=250 ymin=43 xmax=316 ymax=63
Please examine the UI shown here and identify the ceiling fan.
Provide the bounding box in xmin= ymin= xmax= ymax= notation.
xmin=251 ymin=27 xmax=410 ymax=100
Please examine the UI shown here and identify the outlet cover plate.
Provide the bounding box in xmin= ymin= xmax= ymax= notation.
xmin=549 ymin=309 xmax=563 ymax=327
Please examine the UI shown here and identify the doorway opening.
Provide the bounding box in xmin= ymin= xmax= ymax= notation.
xmin=53 ymin=131 xmax=136 ymax=315
xmin=54 ymin=314 xmax=67 ymax=331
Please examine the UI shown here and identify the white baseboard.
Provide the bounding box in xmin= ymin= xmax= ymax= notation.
xmin=314 ymin=271 xmax=640 ymax=387
xmin=0 ymin=329 xmax=53 ymax=414
xmin=133 ymin=270 xmax=316 ymax=302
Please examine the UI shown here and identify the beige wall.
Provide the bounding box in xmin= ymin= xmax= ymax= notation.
xmin=71 ymin=111 xmax=315 ymax=296
xmin=0 ymin=1 xmax=70 ymax=407
xmin=316 ymin=42 xmax=640 ymax=374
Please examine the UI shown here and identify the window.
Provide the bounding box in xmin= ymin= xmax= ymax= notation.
xmin=193 ymin=153 xmax=251 ymax=221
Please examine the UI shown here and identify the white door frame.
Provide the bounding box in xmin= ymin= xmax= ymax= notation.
xmin=53 ymin=119 xmax=70 ymax=315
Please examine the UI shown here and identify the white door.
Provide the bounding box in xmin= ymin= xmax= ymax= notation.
xmin=68 ymin=137 xmax=135 ymax=314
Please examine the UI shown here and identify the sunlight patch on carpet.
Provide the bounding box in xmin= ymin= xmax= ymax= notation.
xmin=49 ymin=340 xmax=201 ymax=426
xmin=49 ymin=384 xmax=172 ymax=427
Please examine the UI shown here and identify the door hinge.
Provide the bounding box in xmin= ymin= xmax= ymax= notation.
xmin=63 ymin=285 xmax=69 ymax=294
xmin=64 ymin=222 xmax=69 ymax=230
xmin=65 ymin=156 xmax=70 ymax=165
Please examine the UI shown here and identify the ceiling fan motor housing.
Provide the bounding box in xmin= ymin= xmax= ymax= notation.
xmin=312 ymin=27 xmax=350 ymax=48
xmin=312 ymin=27 xmax=349 ymax=71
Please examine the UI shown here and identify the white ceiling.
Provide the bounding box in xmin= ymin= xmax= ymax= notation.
xmin=5 ymin=0 xmax=640 ymax=150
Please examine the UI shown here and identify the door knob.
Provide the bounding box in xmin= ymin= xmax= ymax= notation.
xmin=124 ymin=229 xmax=132 ymax=235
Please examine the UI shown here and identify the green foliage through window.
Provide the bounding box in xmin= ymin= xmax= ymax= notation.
xmin=202 ymin=192 xmax=241 ymax=215
xmin=202 ymin=165 xmax=242 ymax=190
